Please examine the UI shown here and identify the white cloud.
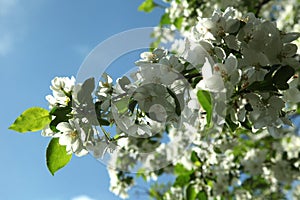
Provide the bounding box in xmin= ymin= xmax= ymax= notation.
xmin=71 ymin=195 xmax=96 ymax=200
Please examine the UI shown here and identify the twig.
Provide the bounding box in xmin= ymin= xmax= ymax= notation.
xmin=255 ymin=0 xmax=271 ymax=17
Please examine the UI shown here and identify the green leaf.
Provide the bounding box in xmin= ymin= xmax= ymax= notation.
xmin=9 ymin=107 xmax=51 ymax=133
xmin=49 ymin=104 xmax=72 ymax=132
xmin=207 ymin=180 xmax=213 ymax=188
xmin=240 ymin=117 xmax=252 ymax=130
xmin=136 ymin=168 xmax=148 ymax=181
xmin=246 ymin=65 xmax=295 ymax=92
xmin=115 ymin=97 xmax=129 ymax=114
xmin=197 ymin=90 xmax=212 ymax=125
xmin=197 ymin=191 xmax=208 ymax=200
xmin=246 ymin=80 xmax=277 ymax=92
xmin=272 ymin=65 xmax=295 ymax=90
xmin=186 ymin=184 xmax=197 ymax=200
xmin=46 ymin=138 xmax=72 ymax=175
xmin=150 ymin=38 xmax=161 ymax=50
xmin=174 ymin=163 xmax=191 ymax=175
xmin=138 ymin=0 xmax=156 ymax=12
xmin=191 ymin=151 xmax=202 ymax=167
xmin=95 ymin=101 xmax=111 ymax=126
xmin=160 ymin=13 xmax=171 ymax=25
xmin=213 ymin=146 xmax=222 ymax=154
xmin=225 ymin=114 xmax=238 ymax=132
xmin=98 ymin=118 xmax=110 ymax=126
xmin=282 ymin=32 xmax=300 ymax=43
xmin=174 ymin=17 xmax=183 ymax=29
xmin=174 ymin=174 xmax=191 ymax=187
xmin=50 ymin=105 xmax=72 ymax=116
xmin=128 ymin=99 xmax=138 ymax=113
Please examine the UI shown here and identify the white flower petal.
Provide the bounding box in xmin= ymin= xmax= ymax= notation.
xmin=57 ymin=122 xmax=73 ymax=133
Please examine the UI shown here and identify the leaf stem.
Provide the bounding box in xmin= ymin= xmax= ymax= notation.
xmin=100 ymin=126 xmax=111 ymax=142
xmin=112 ymin=134 xmax=128 ymax=141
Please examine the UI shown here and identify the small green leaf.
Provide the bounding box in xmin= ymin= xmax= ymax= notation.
xmin=95 ymin=101 xmax=110 ymax=126
xmin=136 ymin=168 xmax=148 ymax=181
xmin=115 ymin=97 xmax=129 ymax=114
xmin=240 ymin=117 xmax=252 ymax=130
xmin=191 ymin=151 xmax=200 ymax=163
xmin=186 ymin=184 xmax=197 ymax=200
xmin=213 ymin=146 xmax=222 ymax=154
xmin=49 ymin=104 xmax=72 ymax=132
xmin=272 ymin=65 xmax=295 ymax=90
xmin=246 ymin=80 xmax=277 ymax=92
xmin=197 ymin=90 xmax=212 ymax=125
xmin=160 ymin=13 xmax=171 ymax=25
xmin=225 ymin=114 xmax=238 ymax=132
xmin=138 ymin=0 xmax=156 ymax=12
xmin=98 ymin=118 xmax=110 ymax=126
xmin=50 ymin=105 xmax=72 ymax=116
xmin=46 ymin=138 xmax=72 ymax=175
xmin=9 ymin=107 xmax=51 ymax=133
xmin=197 ymin=191 xmax=208 ymax=200
xmin=174 ymin=163 xmax=191 ymax=175
xmin=282 ymin=32 xmax=300 ymax=43
xmin=174 ymin=17 xmax=183 ymax=29
xmin=174 ymin=174 xmax=191 ymax=187
xmin=128 ymin=99 xmax=138 ymax=113
xmin=207 ymin=180 xmax=213 ymax=188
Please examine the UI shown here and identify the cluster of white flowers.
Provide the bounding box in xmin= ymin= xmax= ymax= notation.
xmin=42 ymin=77 xmax=90 ymax=156
xmin=41 ymin=46 xmax=202 ymax=200
xmin=42 ymin=74 xmax=114 ymax=157
xmin=46 ymin=76 xmax=75 ymax=108
xmin=152 ymin=0 xmax=300 ymax=44
xmin=115 ymin=6 xmax=300 ymax=200
xmin=36 ymin=4 xmax=300 ymax=199
xmin=8 ymin=0 xmax=300 ymax=199
xmin=242 ymin=149 xmax=267 ymax=176
xmin=56 ymin=119 xmax=88 ymax=156
xmin=108 ymin=168 xmax=133 ymax=199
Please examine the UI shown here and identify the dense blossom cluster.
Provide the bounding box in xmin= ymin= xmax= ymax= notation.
xmin=36 ymin=7 xmax=300 ymax=199
xmin=151 ymin=0 xmax=300 ymax=53
xmin=10 ymin=1 xmax=300 ymax=200
xmin=106 ymin=7 xmax=300 ymax=199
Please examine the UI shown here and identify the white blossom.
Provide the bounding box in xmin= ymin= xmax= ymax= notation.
xmin=56 ymin=119 xmax=88 ymax=157
xmin=242 ymin=149 xmax=267 ymax=176
xmin=46 ymin=76 xmax=75 ymax=107
xmin=281 ymin=135 xmax=300 ymax=160
xmin=108 ymin=168 xmax=132 ymax=199
xmin=97 ymin=73 xmax=112 ymax=98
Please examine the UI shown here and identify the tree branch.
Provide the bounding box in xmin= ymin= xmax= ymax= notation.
xmin=255 ymin=0 xmax=271 ymax=17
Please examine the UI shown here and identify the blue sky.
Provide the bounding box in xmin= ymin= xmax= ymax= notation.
xmin=0 ymin=1 xmax=164 ymax=199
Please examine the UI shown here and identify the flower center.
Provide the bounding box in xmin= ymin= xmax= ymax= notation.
xmin=103 ymin=82 xmax=110 ymax=88
xmin=70 ymin=131 xmax=78 ymax=139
